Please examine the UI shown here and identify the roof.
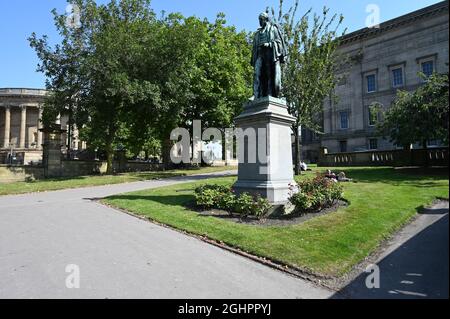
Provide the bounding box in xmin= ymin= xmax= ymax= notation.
xmin=0 ymin=88 xmax=48 ymax=97
xmin=340 ymin=0 xmax=449 ymax=45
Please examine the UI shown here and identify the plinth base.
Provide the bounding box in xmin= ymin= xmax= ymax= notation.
xmin=232 ymin=96 xmax=296 ymax=205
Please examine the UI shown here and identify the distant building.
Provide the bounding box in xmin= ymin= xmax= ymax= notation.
xmin=0 ymin=88 xmax=85 ymax=164
xmin=302 ymin=1 xmax=449 ymax=162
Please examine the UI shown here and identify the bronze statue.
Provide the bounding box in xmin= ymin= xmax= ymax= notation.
xmin=251 ymin=12 xmax=287 ymax=99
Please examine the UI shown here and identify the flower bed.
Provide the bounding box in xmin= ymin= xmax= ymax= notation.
xmin=288 ymin=174 xmax=344 ymax=215
xmin=194 ymin=184 xmax=271 ymax=220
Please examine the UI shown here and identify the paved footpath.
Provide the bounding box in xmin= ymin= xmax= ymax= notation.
xmin=0 ymin=171 xmax=333 ymax=299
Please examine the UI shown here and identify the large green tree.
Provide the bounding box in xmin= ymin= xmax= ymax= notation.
xmin=30 ymin=0 xmax=253 ymax=172
xmin=271 ymin=0 xmax=346 ymax=174
xmin=30 ymin=0 xmax=160 ymax=174
xmin=378 ymin=73 xmax=449 ymax=149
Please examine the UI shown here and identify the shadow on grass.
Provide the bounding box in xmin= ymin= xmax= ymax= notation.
xmin=107 ymin=193 xmax=194 ymax=207
xmin=20 ymin=170 xmax=215 ymax=185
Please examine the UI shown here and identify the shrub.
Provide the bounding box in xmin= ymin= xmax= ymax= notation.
xmin=288 ymin=175 xmax=344 ymax=214
xmin=194 ymin=185 xmax=273 ymax=219
xmin=217 ymin=191 xmax=237 ymax=213
xmin=194 ymin=184 xmax=230 ymax=209
xmin=289 ymin=191 xmax=312 ymax=212
xmin=251 ymin=195 xmax=272 ymax=219
xmin=233 ymin=193 xmax=254 ymax=218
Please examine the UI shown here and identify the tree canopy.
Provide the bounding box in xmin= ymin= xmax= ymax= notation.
xmin=29 ymin=0 xmax=252 ymax=172
xmin=377 ymin=73 xmax=449 ymax=149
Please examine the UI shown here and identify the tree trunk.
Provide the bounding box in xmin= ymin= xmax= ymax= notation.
xmin=162 ymin=138 xmax=173 ymax=170
xmin=67 ymin=108 xmax=73 ymax=160
xmin=293 ymin=125 xmax=301 ymax=175
xmin=106 ymin=144 xmax=114 ymax=175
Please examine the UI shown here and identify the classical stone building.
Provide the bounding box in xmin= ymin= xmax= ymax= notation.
xmin=302 ymin=1 xmax=449 ymax=162
xmin=0 ymin=88 xmax=85 ymax=164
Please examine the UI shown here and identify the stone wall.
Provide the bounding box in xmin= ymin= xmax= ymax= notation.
xmin=60 ymin=160 xmax=108 ymax=177
xmin=209 ymin=159 xmax=239 ymax=167
xmin=0 ymin=165 xmax=44 ymax=183
xmin=0 ymin=160 xmax=165 ymax=183
xmin=61 ymin=160 xmax=165 ymax=177
xmin=318 ymin=147 xmax=449 ymax=167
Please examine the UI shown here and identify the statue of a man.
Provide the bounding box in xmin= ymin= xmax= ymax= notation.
xmin=251 ymin=12 xmax=287 ymax=99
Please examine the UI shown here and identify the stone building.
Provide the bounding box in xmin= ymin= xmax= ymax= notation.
xmin=0 ymin=88 xmax=85 ymax=164
xmin=302 ymin=1 xmax=449 ymax=162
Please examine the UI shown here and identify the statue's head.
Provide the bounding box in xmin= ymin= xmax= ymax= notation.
xmin=258 ymin=12 xmax=269 ymax=27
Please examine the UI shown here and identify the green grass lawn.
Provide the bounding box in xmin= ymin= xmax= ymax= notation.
xmin=0 ymin=166 xmax=236 ymax=196
xmin=103 ymin=166 xmax=449 ymax=277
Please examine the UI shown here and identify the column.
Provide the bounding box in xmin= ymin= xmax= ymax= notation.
xmin=19 ymin=105 xmax=27 ymax=149
xmin=3 ymin=106 xmax=10 ymax=148
xmin=37 ymin=107 xmax=43 ymax=149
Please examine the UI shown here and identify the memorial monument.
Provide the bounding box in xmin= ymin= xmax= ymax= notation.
xmin=233 ymin=12 xmax=296 ymax=204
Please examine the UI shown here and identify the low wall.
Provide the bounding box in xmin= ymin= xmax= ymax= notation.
xmin=61 ymin=160 xmax=108 ymax=177
xmin=210 ymin=159 xmax=238 ymax=167
xmin=119 ymin=161 xmax=164 ymax=172
xmin=318 ymin=147 xmax=449 ymax=167
xmin=0 ymin=165 xmax=44 ymax=183
xmin=0 ymin=160 xmax=164 ymax=183
xmin=1 ymin=158 xmax=235 ymax=184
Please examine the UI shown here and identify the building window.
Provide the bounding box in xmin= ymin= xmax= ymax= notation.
xmin=369 ymin=138 xmax=378 ymax=150
xmin=339 ymin=140 xmax=347 ymax=153
xmin=392 ymin=68 xmax=404 ymax=87
xmin=340 ymin=111 xmax=349 ymax=129
xmin=368 ymin=106 xmax=379 ymax=126
xmin=421 ymin=61 xmax=434 ymax=77
xmin=366 ymin=74 xmax=376 ymax=93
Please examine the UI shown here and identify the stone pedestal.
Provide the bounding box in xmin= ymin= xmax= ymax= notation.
xmin=41 ymin=125 xmax=65 ymax=178
xmin=233 ymin=96 xmax=296 ymax=204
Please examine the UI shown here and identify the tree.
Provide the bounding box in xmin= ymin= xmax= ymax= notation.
xmin=270 ymin=0 xmax=346 ymax=174
xmin=78 ymin=0 xmax=161 ymax=173
xmin=181 ymin=13 xmax=253 ymax=163
xmin=29 ymin=1 xmax=91 ymax=156
xmin=377 ymin=73 xmax=449 ymax=150
xmin=147 ymin=13 xmax=252 ymax=168
xmin=30 ymin=0 xmax=161 ymax=174
xmin=30 ymin=1 xmax=252 ymax=172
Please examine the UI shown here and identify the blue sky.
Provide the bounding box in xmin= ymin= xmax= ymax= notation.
xmin=0 ymin=0 xmax=443 ymax=88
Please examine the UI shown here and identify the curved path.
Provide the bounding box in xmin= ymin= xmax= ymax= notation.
xmin=0 ymin=171 xmax=333 ymax=299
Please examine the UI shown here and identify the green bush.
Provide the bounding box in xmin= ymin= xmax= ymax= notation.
xmin=251 ymin=195 xmax=272 ymax=219
xmin=194 ymin=185 xmax=272 ymax=219
xmin=288 ymin=174 xmax=344 ymax=214
xmin=217 ymin=191 xmax=237 ymax=213
xmin=194 ymin=184 xmax=230 ymax=209
xmin=289 ymin=191 xmax=312 ymax=212
xmin=233 ymin=192 xmax=255 ymax=218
